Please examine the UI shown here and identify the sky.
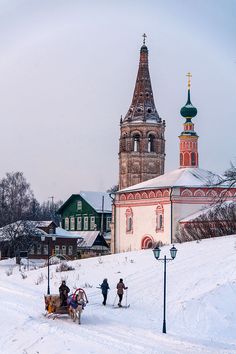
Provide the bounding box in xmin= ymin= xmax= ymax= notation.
xmin=0 ymin=0 xmax=235 ymax=202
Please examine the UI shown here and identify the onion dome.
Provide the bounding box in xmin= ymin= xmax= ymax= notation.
xmin=180 ymin=89 xmax=197 ymax=118
xmin=140 ymin=44 xmax=148 ymax=53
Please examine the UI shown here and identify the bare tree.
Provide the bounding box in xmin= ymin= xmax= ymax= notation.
xmin=0 ymin=220 xmax=41 ymax=258
xmin=0 ymin=172 xmax=34 ymax=227
xmin=175 ymin=202 xmax=236 ymax=242
xmin=107 ymin=184 xmax=119 ymax=193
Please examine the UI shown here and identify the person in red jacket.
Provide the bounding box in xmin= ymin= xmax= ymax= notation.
xmin=116 ymin=278 xmax=128 ymax=307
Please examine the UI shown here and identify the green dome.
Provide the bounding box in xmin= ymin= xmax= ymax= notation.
xmin=140 ymin=44 xmax=148 ymax=53
xmin=180 ymin=89 xmax=197 ymax=118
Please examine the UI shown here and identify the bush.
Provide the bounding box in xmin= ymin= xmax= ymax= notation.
xmin=20 ymin=271 xmax=27 ymax=279
xmin=35 ymin=273 xmax=44 ymax=285
xmin=56 ymin=262 xmax=75 ymax=272
xmin=6 ymin=267 xmax=13 ymax=276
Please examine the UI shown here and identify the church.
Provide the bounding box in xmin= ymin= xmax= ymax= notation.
xmin=111 ymin=38 xmax=236 ymax=253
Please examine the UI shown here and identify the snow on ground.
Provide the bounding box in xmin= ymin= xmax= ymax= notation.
xmin=0 ymin=235 xmax=236 ymax=354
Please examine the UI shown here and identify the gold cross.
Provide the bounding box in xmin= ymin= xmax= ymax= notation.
xmin=186 ymin=72 xmax=192 ymax=89
xmin=143 ymin=33 xmax=147 ymax=45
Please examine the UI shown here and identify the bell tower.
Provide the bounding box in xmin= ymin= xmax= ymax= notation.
xmin=179 ymin=73 xmax=199 ymax=168
xmin=119 ymin=35 xmax=166 ymax=190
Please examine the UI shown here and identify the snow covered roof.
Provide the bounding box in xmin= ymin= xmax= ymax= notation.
xmin=118 ymin=167 xmax=226 ymax=193
xmin=35 ymin=221 xmax=54 ymax=228
xmin=55 ymin=227 xmax=82 ymax=239
xmin=77 ymin=231 xmax=100 ymax=248
xmin=79 ymin=191 xmax=112 ymax=213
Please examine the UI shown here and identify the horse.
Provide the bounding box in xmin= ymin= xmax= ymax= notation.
xmin=67 ymin=288 xmax=88 ymax=325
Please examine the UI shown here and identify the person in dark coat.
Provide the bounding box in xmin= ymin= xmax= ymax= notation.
xmin=100 ymin=278 xmax=110 ymax=305
xmin=59 ymin=280 xmax=70 ymax=306
xmin=116 ymin=278 xmax=128 ymax=307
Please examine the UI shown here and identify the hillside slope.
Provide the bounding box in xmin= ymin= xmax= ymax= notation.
xmin=0 ymin=235 xmax=236 ymax=354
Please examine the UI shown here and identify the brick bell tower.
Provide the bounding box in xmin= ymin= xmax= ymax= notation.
xmin=179 ymin=73 xmax=199 ymax=168
xmin=119 ymin=34 xmax=166 ymax=190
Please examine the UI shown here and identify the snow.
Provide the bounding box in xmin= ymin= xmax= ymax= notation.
xmin=119 ymin=167 xmax=225 ymax=192
xmin=55 ymin=227 xmax=82 ymax=239
xmin=0 ymin=235 xmax=236 ymax=354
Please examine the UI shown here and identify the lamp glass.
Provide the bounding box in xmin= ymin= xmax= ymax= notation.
xmin=170 ymin=245 xmax=177 ymax=259
xmin=52 ymin=235 xmax=56 ymax=241
xmin=153 ymin=246 xmax=161 ymax=260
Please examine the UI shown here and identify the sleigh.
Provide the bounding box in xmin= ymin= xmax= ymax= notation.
xmin=44 ymin=288 xmax=88 ymax=324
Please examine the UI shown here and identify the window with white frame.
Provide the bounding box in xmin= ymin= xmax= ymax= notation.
xmin=70 ymin=217 xmax=75 ymax=230
xmin=37 ymin=244 xmax=41 ymax=255
xmin=29 ymin=246 xmax=34 ymax=255
xmin=68 ymin=245 xmax=73 ymax=256
xmin=125 ymin=208 xmax=133 ymax=233
xmin=77 ymin=200 xmax=82 ymax=211
xmin=84 ymin=216 xmax=88 ymax=230
xmin=156 ymin=204 xmax=164 ymax=231
xmin=90 ymin=216 xmax=95 ymax=230
xmin=106 ymin=216 xmax=112 ymax=231
xmin=62 ymin=245 xmax=66 ymax=255
xmin=77 ymin=216 xmax=82 ymax=230
xmin=64 ymin=217 xmax=69 ymax=230
xmin=55 ymin=245 xmax=60 ymax=255
xmin=43 ymin=244 xmax=48 ymax=255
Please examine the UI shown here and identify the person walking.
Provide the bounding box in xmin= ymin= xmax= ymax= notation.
xmin=116 ymin=278 xmax=128 ymax=307
xmin=100 ymin=278 xmax=110 ymax=305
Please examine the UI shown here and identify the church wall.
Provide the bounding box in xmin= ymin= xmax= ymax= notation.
xmin=114 ymin=202 xmax=171 ymax=252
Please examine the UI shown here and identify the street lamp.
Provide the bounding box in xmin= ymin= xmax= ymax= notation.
xmin=41 ymin=234 xmax=56 ymax=295
xmin=153 ymin=245 xmax=177 ymax=334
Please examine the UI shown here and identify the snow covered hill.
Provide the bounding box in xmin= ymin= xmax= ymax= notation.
xmin=0 ymin=235 xmax=236 ymax=354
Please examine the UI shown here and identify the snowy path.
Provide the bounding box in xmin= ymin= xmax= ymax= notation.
xmin=0 ymin=236 xmax=236 ymax=354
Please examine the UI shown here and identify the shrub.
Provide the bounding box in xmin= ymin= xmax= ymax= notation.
xmin=35 ymin=273 xmax=44 ymax=285
xmin=6 ymin=267 xmax=13 ymax=276
xmin=56 ymin=262 xmax=75 ymax=272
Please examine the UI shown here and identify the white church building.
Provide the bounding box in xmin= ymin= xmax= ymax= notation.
xmin=111 ymin=75 xmax=236 ymax=253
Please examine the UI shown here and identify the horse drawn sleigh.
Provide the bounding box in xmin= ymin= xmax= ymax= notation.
xmin=44 ymin=288 xmax=88 ymax=324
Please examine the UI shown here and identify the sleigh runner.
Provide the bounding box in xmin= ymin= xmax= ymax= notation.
xmin=44 ymin=288 xmax=88 ymax=324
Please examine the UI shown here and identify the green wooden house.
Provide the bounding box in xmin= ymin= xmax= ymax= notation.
xmin=57 ymin=191 xmax=112 ymax=234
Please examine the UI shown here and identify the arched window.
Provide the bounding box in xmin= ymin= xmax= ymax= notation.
xmin=127 ymin=216 xmax=133 ymax=232
xmin=180 ymin=153 xmax=183 ymax=166
xmin=184 ymin=152 xmax=190 ymax=166
xmin=133 ymin=134 xmax=140 ymax=152
xmin=125 ymin=208 xmax=133 ymax=233
xmin=156 ymin=205 xmax=164 ymax=231
xmin=191 ymin=152 xmax=196 ymax=166
xmin=148 ymin=135 xmax=155 ymax=152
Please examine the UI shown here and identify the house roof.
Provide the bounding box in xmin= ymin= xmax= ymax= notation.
xmin=34 ymin=221 xmax=55 ymax=228
xmin=118 ymin=167 xmax=226 ymax=193
xmin=77 ymin=231 xmax=109 ymax=249
xmin=77 ymin=231 xmax=100 ymax=248
xmin=57 ymin=191 xmax=112 ymax=214
xmin=54 ymin=227 xmax=82 ymax=239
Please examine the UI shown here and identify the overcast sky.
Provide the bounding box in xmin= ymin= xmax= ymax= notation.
xmin=0 ymin=0 xmax=235 ymax=202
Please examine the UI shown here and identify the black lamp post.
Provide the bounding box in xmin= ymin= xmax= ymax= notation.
xmin=153 ymin=245 xmax=177 ymax=334
xmin=41 ymin=235 xmax=56 ymax=295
